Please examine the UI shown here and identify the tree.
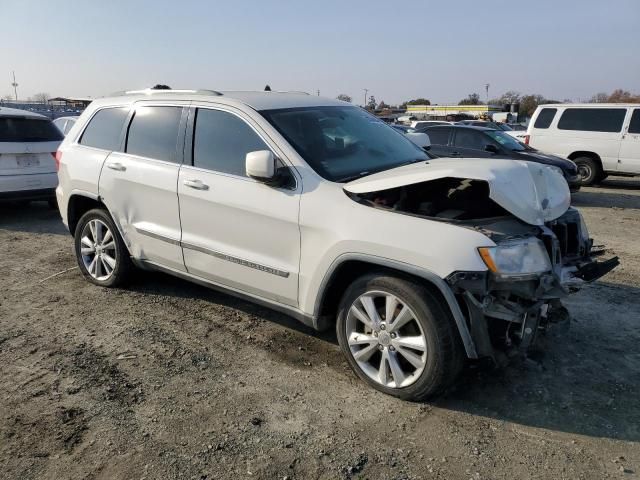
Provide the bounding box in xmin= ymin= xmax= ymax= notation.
xmin=336 ymin=94 xmax=352 ymax=103
xmin=264 ymin=85 xmax=272 ymax=91
xmin=377 ymin=100 xmax=390 ymax=109
xmin=518 ymin=94 xmax=546 ymax=117
xmin=367 ymin=95 xmax=377 ymax=110
xmin=402 ymin=98 xmax=431 ymax=107
xmin=151 ymin=84 xmax=171 ymax=90
xmin=33 ymin=92 xmax=50 ymax=104
xmin=607 ymin=89 xmax=640 ymax=103
xmin=458 ymin=93 xmax=482 ymax=105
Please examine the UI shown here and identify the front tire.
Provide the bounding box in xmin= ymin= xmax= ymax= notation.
xmin=336 ymin=274 xmax=464 ymax=401
xmin=74 ymin=208 xmax=133 ymax=287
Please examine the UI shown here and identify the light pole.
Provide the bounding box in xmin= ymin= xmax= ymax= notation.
xmin=11 ymin=71 xmax=19 ymax=101
xmin=363 ymin=88 xmax=368 ymax=108
xmin=484 ymin=83 xmax=490 ymax=104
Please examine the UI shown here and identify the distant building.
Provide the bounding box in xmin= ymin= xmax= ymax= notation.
xmin=48 ymin=97 xmax=93 ymax=109
xmin=405 ymin=104 xmax=503 ymax=120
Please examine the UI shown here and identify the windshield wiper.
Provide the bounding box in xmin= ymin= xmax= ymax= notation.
xmin=337 ymin=171 xmax=371 ymax=183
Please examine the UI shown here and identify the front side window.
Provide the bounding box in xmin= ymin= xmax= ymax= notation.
xmin=126 ymin=106 xmax=182 ymax=163
xmin=261 ymin=106 xmax=428 ymax=181
xmin=558 ymin=108 xmax=626 ymax=133
xmin=628 ymin=109 xmax=640 ymax=134
xmin=484 ymin=130 xmax=525 ymax=151
xmin=80 ymin=107 xmax=129 ymax=150
xmin=0 ymin=117 xmax=63 ymax=142
xmin=533 ymin=108 xmax=557 ymax=129
xmin=193 ymin=108 xmax=269 ymax=176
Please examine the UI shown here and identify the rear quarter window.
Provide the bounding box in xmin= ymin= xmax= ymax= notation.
xmin=558 ymin=108 xmax=626 ymax=133
xmin=80 ymin=107 xmax=129 ymax=150
xmin=0 ymin=117 xmax=63 ymax=142
xmin=533 ymin=108 xmax=557 ymax=129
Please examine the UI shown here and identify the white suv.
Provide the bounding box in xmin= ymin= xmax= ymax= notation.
xmin=55 ymin=89 xmax=618 ymax=400
xmin=1 ymin=107 xmax=63 ymax=203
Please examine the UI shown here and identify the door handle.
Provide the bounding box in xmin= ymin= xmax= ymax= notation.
xmin=106 ymin=162 xmax=126 ymax=171
xmin=183 ymin=179 xmax=209 ymax=190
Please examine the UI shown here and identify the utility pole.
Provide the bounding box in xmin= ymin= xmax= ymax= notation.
xmin=317 ymin=89 xmax=320 ymax=96
xmin=11 ymin=71 xmax=19 ymax=101
xmin=363 ymin=88 xmax=369 ymax=107
xmin=484 ymin=83 xmax=490 ymax=104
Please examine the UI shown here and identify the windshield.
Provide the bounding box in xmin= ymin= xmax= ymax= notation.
xmin=260 ymin=106 xmax=428 ymax=181
xmin=485 ymin=130 xmax=525 ymax=151
xmin=0 ymin=117 xmax=63 ymax=142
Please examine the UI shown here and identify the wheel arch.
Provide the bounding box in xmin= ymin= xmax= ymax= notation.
xmin=313 ymin=254 xmax=478 ymax=358
xmin=567 ymin=150 xmax=603 ymax=168
xmin=67 ymin=193 xmax=104 ymax=235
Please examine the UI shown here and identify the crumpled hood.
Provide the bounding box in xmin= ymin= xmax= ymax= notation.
xmin=344 ymin=158 xmax=570 ymax=226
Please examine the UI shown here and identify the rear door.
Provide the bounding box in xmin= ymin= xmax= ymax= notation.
xmin=178 ymin=105 xmax=301 ymax=306
xmin=619 ymin=108 xmax=640 ymax=174
xmin=0 ymin=115 xmax=62 ymax=192
xmin=98 ymin=103 xmax=187 ymax=272
xmin=451 ymin=128 xmax=493 ymax=158
xmin=423 ymin=127 xmax=453 ymax=157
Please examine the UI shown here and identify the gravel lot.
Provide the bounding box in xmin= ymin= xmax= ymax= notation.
xmin=1 ymin=178 xmax=639 ymax=480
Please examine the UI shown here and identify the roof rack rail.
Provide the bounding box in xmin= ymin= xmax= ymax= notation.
xmin=111 ymin=88 xmax=223 ymax=96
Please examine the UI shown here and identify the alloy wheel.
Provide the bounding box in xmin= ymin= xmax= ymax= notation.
xmin=345 ymin=290 xmax=427 ymax=388
xmin=80 ymin=219 xmax=117 ymax=281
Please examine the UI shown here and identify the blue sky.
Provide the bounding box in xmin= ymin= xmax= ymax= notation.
xmin=2 ymin=0 xmax=638 ymax=104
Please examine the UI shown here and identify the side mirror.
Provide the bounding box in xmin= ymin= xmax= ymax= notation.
xmin=405 ymin=132 xmax=431 ymax=150
xmin=484 ymin=144 xmax=499 ymax=154
xmin=246 ymin=150 xmax=276 ymax=181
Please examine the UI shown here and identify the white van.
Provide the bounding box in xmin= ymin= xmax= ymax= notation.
xmin=527 ymin=104 xmax=640 ymax=185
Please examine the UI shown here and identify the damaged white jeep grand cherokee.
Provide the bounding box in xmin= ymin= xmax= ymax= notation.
xmin=55 ymin=89 xmax=618 ymax=400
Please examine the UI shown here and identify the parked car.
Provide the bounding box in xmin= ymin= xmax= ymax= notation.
xmin=53 ymin=116 xmax=78 ymax=136
xmin=391 ymin=124 xmax=416 ymax=134
xmin=527 ymin=104 xmax=640 ymax=185
xmin=456 ymin=120 xmax=526 ymax=141
xmin=422 ymin=125 xmax=581 ymax=191
xmin=55 ymin=89 xmax=617 ymax=400
xmin=0 ymin=107 xmax=63 ymax=204
xmin=410 ymin=120 xmax=453 ymax=129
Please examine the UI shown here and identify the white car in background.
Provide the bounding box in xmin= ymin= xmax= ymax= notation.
xmin=53 ymin=116 xmax=78 ymax=136
xmin=457 ymin=120 xmax=527 ymax=142
xmin=527 ymin=104 xmax=640 ymax=185
xmin=0 ymin=107 xmax=63 ymax=204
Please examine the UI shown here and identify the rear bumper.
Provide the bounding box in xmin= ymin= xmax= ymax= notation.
xmin=0 ymin=173 xmax=58 ymax=199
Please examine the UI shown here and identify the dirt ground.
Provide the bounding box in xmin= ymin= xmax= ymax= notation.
xmin=1 ymin=178 xmax=639 ymax=480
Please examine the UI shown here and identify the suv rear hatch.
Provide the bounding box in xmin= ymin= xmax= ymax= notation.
xmin=0 ymin=115 xmax=63 ymax=176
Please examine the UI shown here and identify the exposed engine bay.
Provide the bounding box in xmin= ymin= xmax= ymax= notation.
xmin=348 ymin=177 xmax=620 ymax=360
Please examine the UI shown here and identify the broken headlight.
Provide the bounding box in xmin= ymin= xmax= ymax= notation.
xmin=478 ymin=238 xmax=551 ymax=277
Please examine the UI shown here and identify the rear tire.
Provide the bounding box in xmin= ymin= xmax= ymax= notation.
xmin=574 ymin=156 xmax=602 ymax=186
xmin=336 ymin=274 xmax=464 ymax=401
xmin=74 ymin=208 xmax=133 ymax=287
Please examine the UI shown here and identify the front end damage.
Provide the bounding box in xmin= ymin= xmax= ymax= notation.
xmin=446 ymin=208 xmax=619 ymax=359
xmin=344 ymin=160 xmax=619 ymax=360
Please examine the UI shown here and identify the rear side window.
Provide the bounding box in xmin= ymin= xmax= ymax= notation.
xmin=558 ymin=108 xmax=626 ymax=133
xmin=533 ymin=108 xmax=557 ymax=129
xmin=424 ymin=127 xmax=450 ymax=145
xmin=193 ymin=108 xmax=269 ymax=176
xmin=80 ymin=107 xmax=129 ymax=150
xmin=453 ymin=129 xmax=486 ymax=150
xmin=0 ymin=117 xmax=63 ymax=142
xmin=628 ymin=109 xmax=640 ymax=134
xmin=126 ymin=106 xmax=183 ymax=163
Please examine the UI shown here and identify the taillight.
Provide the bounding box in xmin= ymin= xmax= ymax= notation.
xmin=53 ymin=151 xmax=62 ymax=171
xmin=523 ymin=135 xmax=530 ymax=145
